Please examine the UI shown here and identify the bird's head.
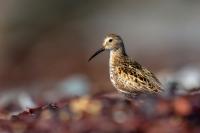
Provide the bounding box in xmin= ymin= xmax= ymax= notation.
xmin=103 ymin=33 xmax=123 ymax=50
xmin=88 ymin=33 xmax=124 ymax=61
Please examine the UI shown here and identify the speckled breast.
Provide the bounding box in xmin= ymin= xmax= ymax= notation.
xmin=109 ymin=66 xmax=129 ymax=94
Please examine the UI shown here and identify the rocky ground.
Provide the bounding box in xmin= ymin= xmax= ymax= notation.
xmin=0 ymin=89 xmax=199 ymax=133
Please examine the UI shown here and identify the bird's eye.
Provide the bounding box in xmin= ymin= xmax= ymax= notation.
xmin=108 ymin=39 xmax=113 ymax=42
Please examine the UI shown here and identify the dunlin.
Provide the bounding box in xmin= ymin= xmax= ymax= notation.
xmin=89 ymin=33 xmax=163 ymax=97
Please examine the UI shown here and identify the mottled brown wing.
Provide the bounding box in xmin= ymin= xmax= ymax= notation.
xmin=141 ymin=67 xmax=164 ymax=92
xmin=142 ymin=67 xmax=161 ymax=83
xmin=123 ymin=58 xmax=163 ymax=94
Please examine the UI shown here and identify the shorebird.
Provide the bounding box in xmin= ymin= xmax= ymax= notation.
xmin=88 ymin=33 xmax=163 ymax=97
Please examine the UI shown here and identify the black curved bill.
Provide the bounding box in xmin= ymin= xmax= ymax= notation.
xmin=88 ymin=47 xmax=105 ymax=62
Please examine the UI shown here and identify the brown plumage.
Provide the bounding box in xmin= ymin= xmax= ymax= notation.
xmin=89 ymin=33 xmax=164 ymax=97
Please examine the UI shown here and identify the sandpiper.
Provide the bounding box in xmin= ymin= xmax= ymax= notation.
xmin=89 ymin=33 xmax=163 ymax=97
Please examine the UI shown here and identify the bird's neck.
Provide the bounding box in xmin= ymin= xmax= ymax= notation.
xmin=110 ymin=47 xmax=127 ymax=66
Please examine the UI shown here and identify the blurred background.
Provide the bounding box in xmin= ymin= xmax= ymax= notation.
xmin=0 ymin=0 xmax=200 ymax=113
